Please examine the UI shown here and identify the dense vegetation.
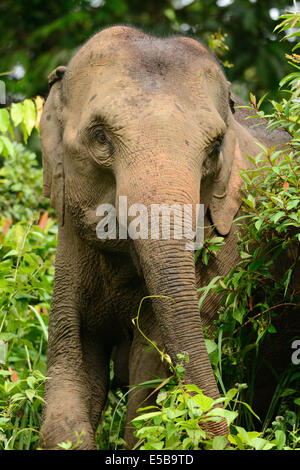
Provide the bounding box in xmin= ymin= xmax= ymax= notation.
xmin=0 ymin=4 xmax=299 ymax=450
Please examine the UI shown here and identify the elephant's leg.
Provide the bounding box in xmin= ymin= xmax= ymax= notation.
xmin=40 ymin=334 xmax=110 ymax=450
xmin=39 ymin=216 xmax=111 ymax=450
xmin=124 ymin=305 xmax=169 ymax=448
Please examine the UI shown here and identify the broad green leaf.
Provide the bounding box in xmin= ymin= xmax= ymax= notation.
xmin=251 ymin=437 xmax=275 ymax=450
xmin=135 ymin=425 xmax=165 ymax=438
xmin=10 ymin=102 xmax=24 ymax=127
xmin=156 ymin=391 xmax=168 ymax=404
xmin=0 ymin=108 xmax=10 ymax=133
xmin=275 ymin=430 xmax=286 ymax=450
xmin=224 ymin=388 xmax=238 ymax=406
xmin=212 ymin=435 xmax=227 ymax=450
xmin=25 ymin=389 xmax=37 ymax=402
xmin=205 ymin=339 xmax=218 ymax=355
xmin=185 ymin=384 xmax=202 ymax=394
xmin=23 ymin=99 xmax=36 ymax=137
xmin=272 ymin=211 xmax=285 ymax=223
xmin=0 ymin=135 xmax=15 ymax=157
xmin=207 ymin=408 xmax=238 ymax=426
xmin=192 ymin=392 xmax=214 ymax=412
xmin=57 ymin=441 xmax=72 ymax=449
xmin=26 ymin=376 xmax=36 ymax=389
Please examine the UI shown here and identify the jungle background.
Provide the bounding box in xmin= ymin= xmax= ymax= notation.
xmin=0 ymin=0 xmax=299 ymax=450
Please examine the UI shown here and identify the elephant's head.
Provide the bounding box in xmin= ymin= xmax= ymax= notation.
xmin=41 ymin=26 xmax=260 ymax=426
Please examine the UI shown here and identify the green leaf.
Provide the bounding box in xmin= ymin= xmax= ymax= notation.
xmin=57 ymin=441 xmax=72 ymax=450
xmin=26 ymin=376 xmax=36 ymax=389
xmin=156 ymin=391 xmax=168 ymax=404
xmin=10 ymin=102 xmax=24 ymax=127
xmin=275 ymin=430 xmax=286 ymax=450
xmin=25 ymin=389 xmax=36 ymax=402
xmin=132 ymin=411 xmax=162 ymax=423
xmin=29 ymin=305 xmax=48 ymax=341
xmin=251 ymin=437 xmax=275 ymax=450
xmin=192 ymin=392 xmax=214 ymax=412
xmin=224 ymin=388 xmax=238 ymax=406
xmin=267 ymin=324 xmax=277 ymax=334
xmin=212 ymin=435 xmax=227 ymax=450
xmin=255 ymin=218 xmax=264 ymax=231
xmin=198 ymin=276 xmax=222 ymax=310
xmin=23 ymin=99 xmax=36 ymax=137
xmin=0 ymin=135 xmax=15 ymax=157
xmin=279 ymin=72 xmax=300 ymax=88
xmin=0 ymin=108 xmax=10 ymax=133
xmin=207 ymin=408 xmax=238 ymax=426
xmin=164 ymin=8 xmax=176 ymax=22
xmin=205 ymin=339 xmax=217 ymax=355
xmin=272 ymin=211 xmax=285 ymax=223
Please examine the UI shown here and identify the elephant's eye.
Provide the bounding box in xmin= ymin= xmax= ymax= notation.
xmin=93 ymin=129 xmax=107 ymax=144
xmin=210 ymin=139 xmax=223 ymax=157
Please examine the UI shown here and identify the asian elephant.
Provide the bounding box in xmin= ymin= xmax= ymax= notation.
xmin=39 ymin=25 xmax=292 ymax=449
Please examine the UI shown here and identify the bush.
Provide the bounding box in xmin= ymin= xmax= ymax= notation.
xmin=0 ymin=98 xmax=56 ymax=449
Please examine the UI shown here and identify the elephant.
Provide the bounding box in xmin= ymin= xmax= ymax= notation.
xmin=39 ymin=25 xmax=294 ymax=450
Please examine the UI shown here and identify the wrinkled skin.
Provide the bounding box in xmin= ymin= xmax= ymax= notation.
xmin=39 ymin=26 xmax=294 ymax=450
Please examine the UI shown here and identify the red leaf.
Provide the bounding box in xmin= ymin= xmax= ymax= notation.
xmin=39 ymin=212 xmax=48 ymax=232
xmin=1 ymin=219 xmax=12 ymax=237
xmin=249 ymin=296 xmax=253 ymax=311
xmin=283 ymin=181 xmax=289 ymax=192
xmin=9 ymin=367 xmax=19 ymax=383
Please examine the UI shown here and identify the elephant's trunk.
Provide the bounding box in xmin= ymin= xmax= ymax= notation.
xmin=116 ymin=154 xmax=227 ymax=435
xmin=135 ymin=237 xmax=220 ymax=396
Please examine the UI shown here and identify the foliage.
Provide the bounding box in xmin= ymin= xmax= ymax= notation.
xmin=0 ymin=99 xmax=56 ymax=449
xmin=131 ymin=349 xmax=298 ymax=450
xmin=0 ymin=0 xmax=293 ymax=104
xmin=196 ymin=7 xmax=300 ymax=442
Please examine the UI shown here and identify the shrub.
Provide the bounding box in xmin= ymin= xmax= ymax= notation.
xmin=0 ymin=97 xmax=56 ymax=449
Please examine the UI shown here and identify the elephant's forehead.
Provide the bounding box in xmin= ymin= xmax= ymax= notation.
xmin=64 ymin=70 xmax=220 ymax=137
xmin=63 ymin=26 xmax=228 ymax=129
xmin=65 ymin=26 xmax=222 ymax=97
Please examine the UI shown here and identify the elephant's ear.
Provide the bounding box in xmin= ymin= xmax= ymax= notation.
xmin=40 ymin=66 xmax=67 ymax=226
xmin=209 ymin=118 xmax=259 ymax=236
